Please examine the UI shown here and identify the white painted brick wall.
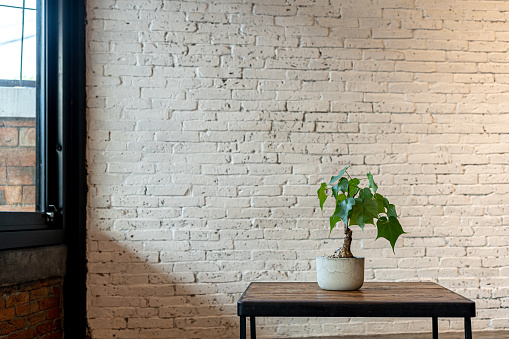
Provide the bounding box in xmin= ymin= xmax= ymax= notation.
xmin=87 ymin=0 xmax=509 ymax=337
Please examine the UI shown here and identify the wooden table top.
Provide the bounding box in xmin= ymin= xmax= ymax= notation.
xmin=237 ymin=282 xmax=475 ymax=318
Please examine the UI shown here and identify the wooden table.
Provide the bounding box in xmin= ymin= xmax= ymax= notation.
xmin=237 ymin=282 xmax=475 ymax=339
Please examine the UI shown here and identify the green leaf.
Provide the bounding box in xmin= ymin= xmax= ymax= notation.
xmin=376 ymin=216 xmax=405 ymax=253
xmin=363 ymin=199 xmax=378 ymax=221
xmin=331 ymin=183 xmax=341 ymax=198
xmin=387 ymin=204 xmax=398 ymax=218
xmin=317 ymin=182 xmax=328 ymax=213
xmin=348 ymin=178 xmax=360 ymax=197
xmin=349 ymin=197 xmax=378 ymax=230
xmin=359 ymin=187 xmax=373 ymax=200
xmin=332 ymin=197 xmax=356 ymax=226
xmin=374 ymin=193 xmax=385 ymax=213
xmin=367 ymin=172 xmax=378 ymax=194
xmin=329 ymin=214 xmax=341 ymax=235
xmin=383 ymin=197 xmax=390 ymax=210
xmin=329 ymin=165 xmax=349 ymax=186
xmin=338 ymin=177 xmax=349 ymax=193
xmin=336 ymin=193 xmax=346 ymax=204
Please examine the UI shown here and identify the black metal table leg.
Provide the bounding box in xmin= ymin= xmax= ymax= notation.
xmin=240 ymin=316 xmax=246 ymax=339
xmin=464 ymin=317 xmax=472 ymax=339
xmin=250 ymin=316 xmax=256 ymax=339
xmin=432 ymin=317 xmax=438 ymax=339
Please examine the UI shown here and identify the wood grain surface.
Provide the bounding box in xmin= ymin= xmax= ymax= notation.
xmin=240 ymin=282 xmax=470 ymax=303
xmin=238 ymin=282 xmax=475 ymax=318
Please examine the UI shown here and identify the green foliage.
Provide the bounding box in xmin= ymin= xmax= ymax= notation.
xmin=329 ymin=166 xmax=349 ymax=186
xmin=349 ymin=197 xmax=378 ymax=230
xmin=376 ymin=216 xmax=405 ymax=253
xmin=367 ymin=172 xmax=378 ymax=194
xmin=348 ymin=178 xmax=360 ymax=197
xmin=332 ymin=197 xmax=356 ymax=228
xmin=317 ymin=166 xmax=406 ymax=253
xmin=317 ymin=182 xmax=328 ymax=212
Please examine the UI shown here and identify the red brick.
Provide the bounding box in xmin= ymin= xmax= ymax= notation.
xmin=50 ymin=285 xmax=61 ymax=296
xmin=0 ymin=308 xmax=15 ymax=322
xmin=1 ymin=186 xmax=22 ymax=205
xmin=0 ymin=128 xmax=19 ymax=147
xmin=37 ymin=320 xmax=57 ymax=335
xmin=0 ymin=167 xmax=6 ymax=185
xmin=29 ymin=301 xmax=39 ymax=313
xmin=6 ymin=292 xmax=29 ymax=307
xmin=0 ymin=205 xmax=34 ymax=212
xmin=30 ymin=282 xmax=43 ymax=290
xmin=19 ymin=128 xmax=35 ymax=147
xmin=0 ymin=319 xmax=25 ymax=335
xmin=7 ymin=167 xmax=35 ymax=185
xmin=22 ymin=186 xmax=35 ymax=205
xmin=2 ymin=119 xmax=35 ymax=127
xmin=8 ymin=328 xmax=36 ymax=339
xmin=42 ymin=280 xmax=58 ymax=288
xmin=15 ymin=303 xmax=30 ymax=317
xmin=28 ymin=311 xmax=46 ymax=325
xmin=45 ymin=308 xmax=61 ymax=320
xmin=0 ymin=188 xmax=6 ymax=205
xmin=38 ymin=297 xmax=59 ymax=311
xmin=30 ymin=287 xmax=48 ymax=300
xmin=0 ymin=296 xmax=5 ymax=308
xmin=41 ymin=332 xmax=62 ymax=339
xmin=0 ymin=149 xmax=35 ymax=167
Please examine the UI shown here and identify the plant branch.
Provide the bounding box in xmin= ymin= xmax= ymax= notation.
xmin=332 ymin=222 xmax=354 ymax=258
xmin=345 ymin=170 xmax=352 ymax=180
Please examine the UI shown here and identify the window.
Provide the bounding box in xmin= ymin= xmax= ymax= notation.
xmin=0 ymin=0 xmax=38 ymax=213
xmin=0 ymin=0 xmax=86 ymax=252
xmin=0 ymin=0 xmax=86 ymax=334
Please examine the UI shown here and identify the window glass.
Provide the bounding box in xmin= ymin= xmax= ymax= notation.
xmin=0 ymin=1 xmax=24 ymax=8
xmin=25 ymin=0 xmax=36 ymax=9
xmin=22 ymin=7 xmax=36 ymax=80
xmin=0 ymin=7 xmax=22 ymax=80
xmin=0 ymin=0 xmax=38 ymax=212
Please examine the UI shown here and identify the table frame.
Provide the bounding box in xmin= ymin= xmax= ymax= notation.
xmin=237 ymin=282 xmax=475 ymax=339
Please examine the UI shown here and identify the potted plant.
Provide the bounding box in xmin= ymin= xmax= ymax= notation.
xmin=316 ymin=165 xmax=405 ymax=291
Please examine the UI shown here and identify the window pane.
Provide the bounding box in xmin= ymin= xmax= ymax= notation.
xmin=0 ymin=2 xmax=38 ymax=212
xmin=0 ymin=0 xmax=23 ymax=7
xmin=25 ymin=0 xmax=36 ymax=9
xmin=0 ymin=7 xmax=22 ymax=80
xmin=22 ymin=9 xmax=36 ymax=80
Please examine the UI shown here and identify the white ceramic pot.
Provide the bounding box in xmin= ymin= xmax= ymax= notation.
xmin=316 ymin=256 xmax=364 ymax=291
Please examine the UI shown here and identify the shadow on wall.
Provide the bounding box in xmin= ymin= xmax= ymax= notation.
xmin=88 ymin=218 xmax=493 ymax=338
xmin=87 ymin=230 xmax=242 ymax=338
xmin=86 ymin=228 xmax=346 ymax=338
xmin=86 ymin=227 xmax=446 ymax=338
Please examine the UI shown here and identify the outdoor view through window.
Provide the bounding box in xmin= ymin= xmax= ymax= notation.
xmin=0 ymin=0 xmax=38 ymax=212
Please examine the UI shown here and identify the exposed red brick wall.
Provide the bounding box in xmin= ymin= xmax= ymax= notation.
xmin=0 ymin=118 xmax=36 ymax=212
xmin=0 ymin=278 xmax=63 ymax=339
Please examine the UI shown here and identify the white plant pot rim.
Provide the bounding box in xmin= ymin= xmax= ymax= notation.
xmin=317 ymin=256 xmax=365 ymax=259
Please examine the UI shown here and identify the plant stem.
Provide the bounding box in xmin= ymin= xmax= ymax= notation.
xmin=332 ymin=222 xmax=354 ymax=258
xmin=345 ymin=170 xmax=352 ymax=180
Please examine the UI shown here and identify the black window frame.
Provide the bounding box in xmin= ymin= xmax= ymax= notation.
xmin=0 ymin=0 xmax=85 ymax=250
xmin=0 ymin=0 xmax=86 ymax=336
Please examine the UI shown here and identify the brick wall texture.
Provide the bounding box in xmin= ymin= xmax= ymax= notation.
xmin=0 ymin=118 xmax=36 ymax=212
xmin=86 ymin=0 xmax=509 ymax=337
xmin=0 ymin=278 xmax=63 ymax=339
